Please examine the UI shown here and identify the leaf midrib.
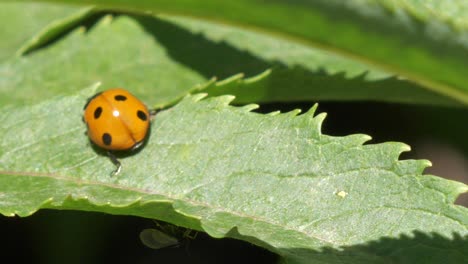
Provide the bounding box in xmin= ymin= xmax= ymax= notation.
xmin=0 ymin=169 xmax=336 ymax=246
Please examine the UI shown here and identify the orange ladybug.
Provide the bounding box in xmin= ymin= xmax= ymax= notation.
xmin=83 ymin=88 xmax=151 ymax=175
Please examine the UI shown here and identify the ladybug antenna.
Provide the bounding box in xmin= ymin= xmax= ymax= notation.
xmin=107 ymin=151 xmax=122 ymax=176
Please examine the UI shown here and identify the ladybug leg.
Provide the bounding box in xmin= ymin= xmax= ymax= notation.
xmin=107 ymin=151 xmax=121 ymax=176
xmin=149 ymin=109 xmax=160 ymax=122
xmin=149 ymin=108 xmax=161 ymax=117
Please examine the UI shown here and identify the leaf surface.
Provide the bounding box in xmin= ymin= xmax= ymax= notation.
xmin=0 ymin=2 xmax=79 ymax=61
xmin=0 ymin=5 xmax=461 ymax=107
xmin=0 ymin=86 xmax=466 ymax=263
xmin=9 ymin=0 xmax=468 ymax=105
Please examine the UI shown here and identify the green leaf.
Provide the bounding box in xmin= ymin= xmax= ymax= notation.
xmin=1 ymin=3 xmax=467 ymax=262
xmin=0 ymin=2 xmax=79 ymax=61
xmin=0 ymin=13 xmax=206 ymax=106
xmin=16 ymin=6 xmax=98 ymax=57
xmin=0 ymin=6 xmax=461 ymax=108
xmin=10 ymin=0 xmax=468 ymax=105
xmin=142 ymin=14 xmax=463 ymax=107
xmin=0 ymin=86 xmax=466 ymax=263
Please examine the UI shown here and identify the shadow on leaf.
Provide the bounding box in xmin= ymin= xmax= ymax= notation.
xmin=20 ymin=10 xmax=461 ymax=106
xmin=130 ymin=14 xmax=458 ymax=107
xmin=226 ymin=227 xmax=468 ymax=264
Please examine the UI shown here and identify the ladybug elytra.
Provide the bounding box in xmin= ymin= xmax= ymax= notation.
xmin=83 ymin=88 xmax=151 ymax=175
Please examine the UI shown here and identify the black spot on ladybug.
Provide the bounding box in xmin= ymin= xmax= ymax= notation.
xmin=94 ymin=107 xmax=102 ymax=119
xmin=83 ymin=92 xmax=103 ymax=110
xmin=115 ymin=95 xmax=127 ymax=101
xmin=102 ymin=133 xmax=112 ymax=146
xmin=137 ymin=110 xmax=147 ymax=121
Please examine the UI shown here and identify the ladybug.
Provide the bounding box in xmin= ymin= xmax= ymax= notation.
xmin=83 ymin=88 xmax=152 ymax=175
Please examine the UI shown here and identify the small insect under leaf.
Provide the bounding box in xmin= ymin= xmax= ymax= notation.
xmin=139 ymin=221 xmax=197 ymax=250
xmin=139 ymin=228 xmax=180 ymax=249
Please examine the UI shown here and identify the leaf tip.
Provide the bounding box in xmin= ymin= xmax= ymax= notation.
xmin=16 ymin=6 xmax=98 ymax=56
xmin=287 ymin=108 xmax=302 ymax=116
xmin=241 ymin=104 xmax=259 ymax=112
xmin=189 ymin=93 xmax=208 ymax=102
xmin=79 ymin=82 xmax=102 ymax=98
xmin=304 ymin=104 xmax=329 ymax=129
xmin=267 ymin=110 xmax=281 ymax=116
xmin=314 ymin=112 xmax=327 ymax=127
xmin=460 ymin=184 xmax=468 ymax=194
xmin=245 ymin=68 xmax=272 ymax=83
xmin=306 ymin=103 xmax=319 ymax=116
xmin=1 ymin=212 xmax=15 ymax=217
xmin=221 ymin=95 xmax=237 ymax=105
xmin=400 ymin=143 xmax=412 ymax=153
xmin=362 ymin=134 xmax=373 ymax=143
xmin=216 ymin=73 xmax=244 ymax=86
xmin=101 ymin=14 xmax=115 ymax=25
xmin=195 ymin=77 xmax=217 ymax=91
xmin=423 ymin=159 xmax=433 ymax=168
